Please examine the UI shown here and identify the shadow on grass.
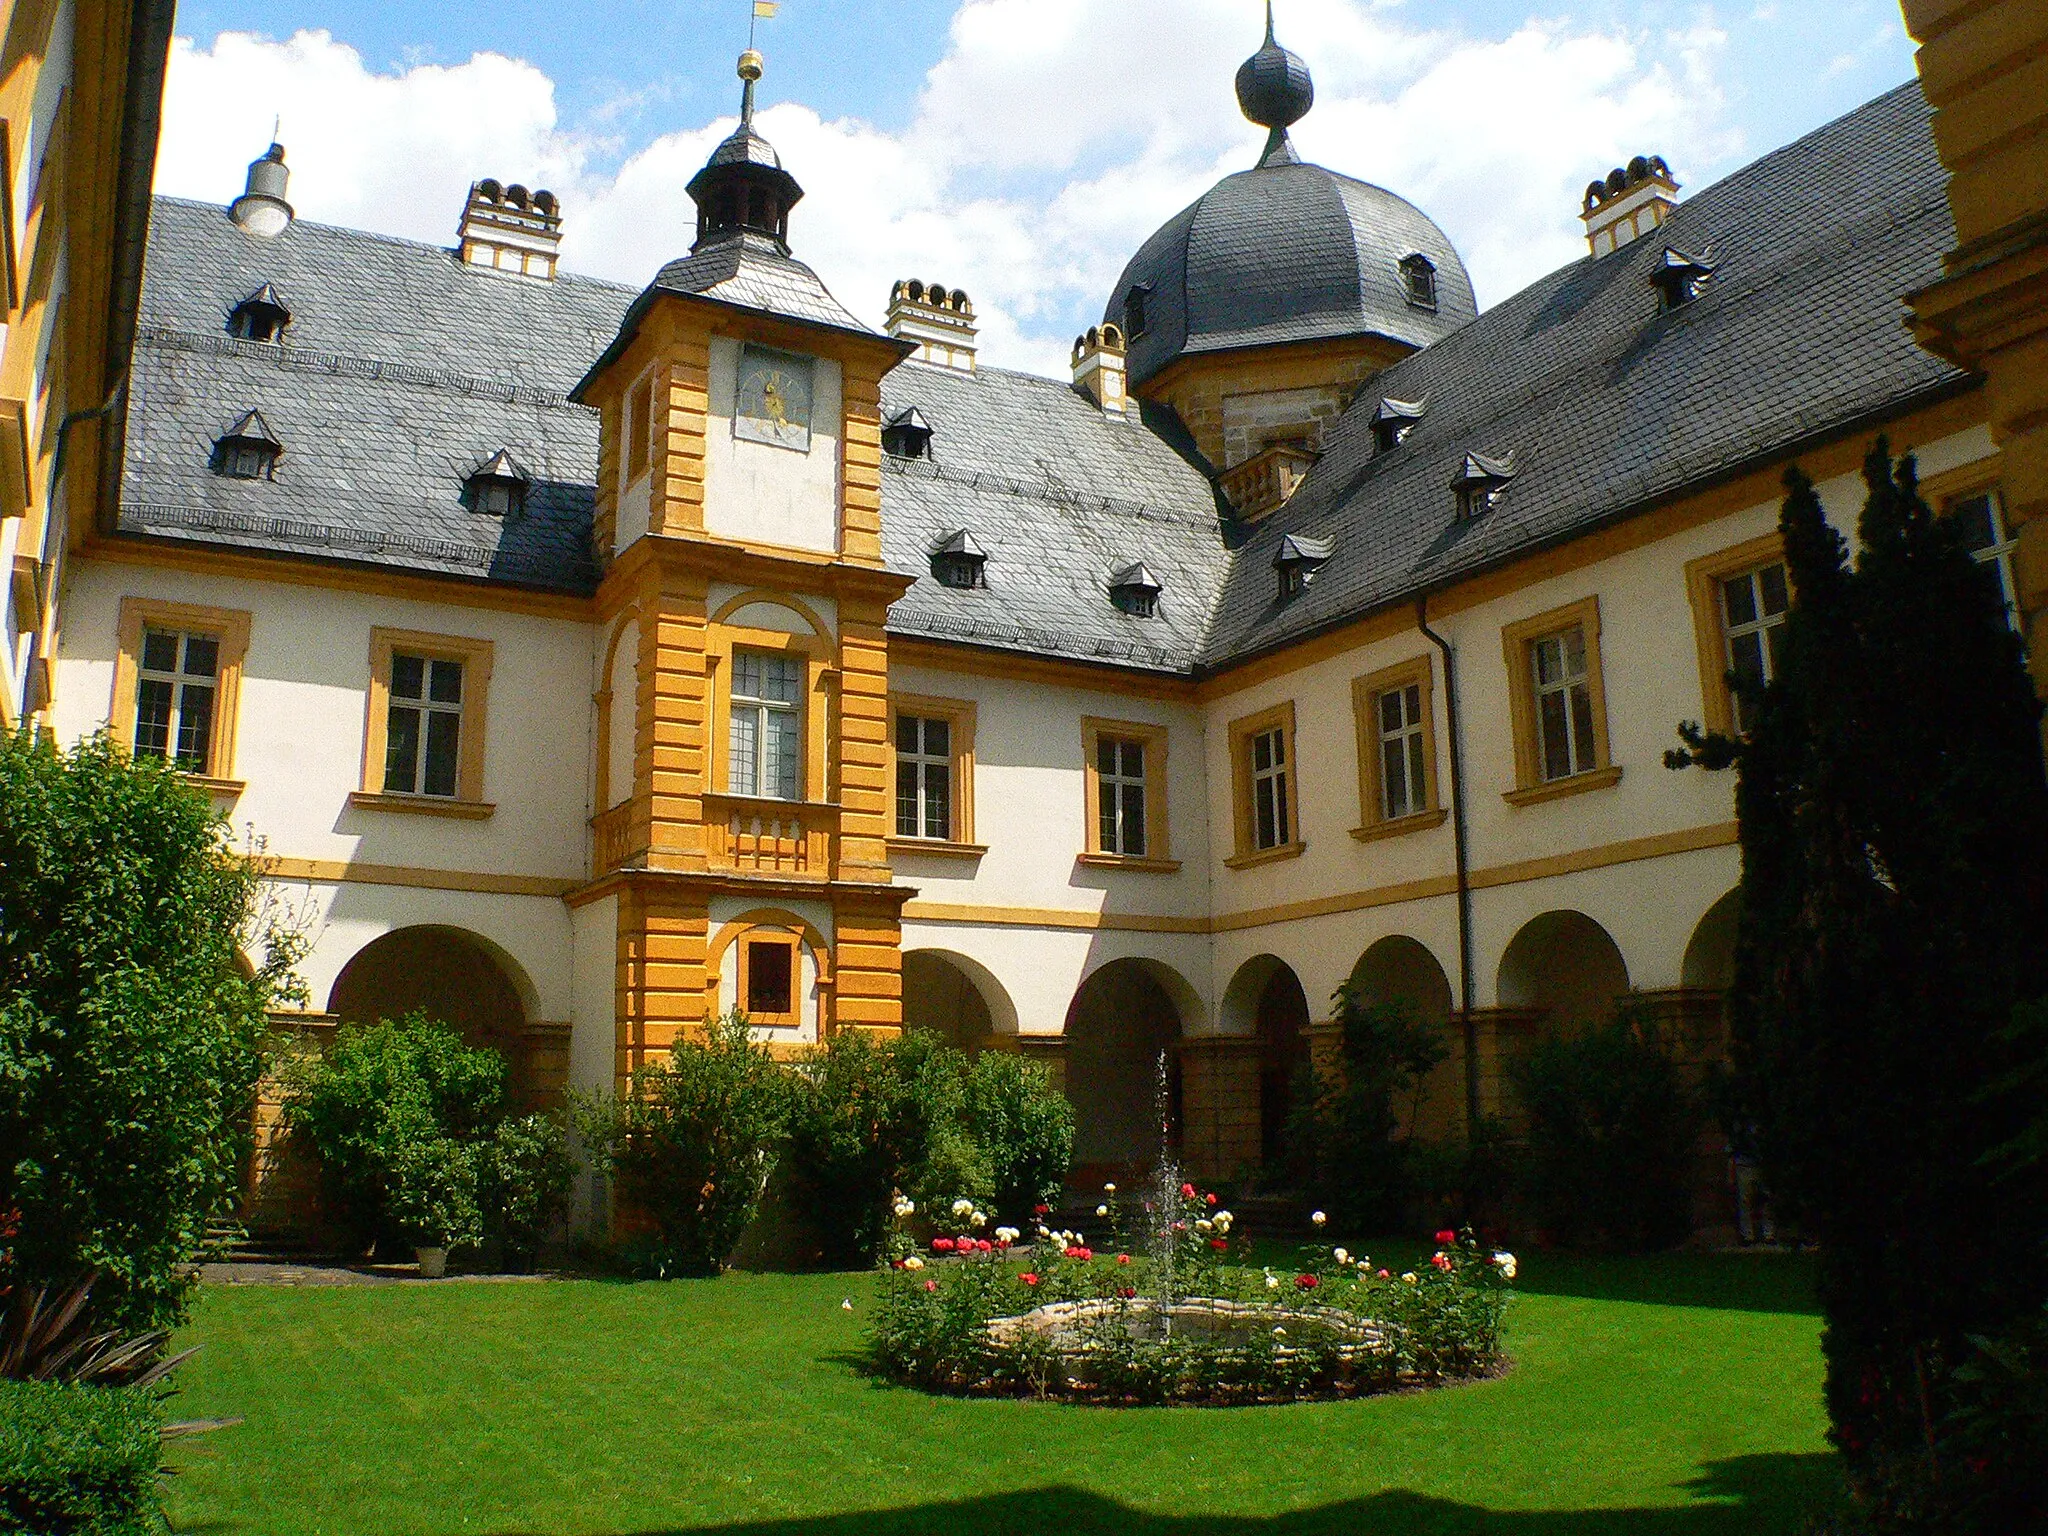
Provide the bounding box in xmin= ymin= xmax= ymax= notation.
xmin=1506 ymin=1250 xmax=1819 ymax=1316
xmin=464 ymin=1453 xmax=1838 ymax=1536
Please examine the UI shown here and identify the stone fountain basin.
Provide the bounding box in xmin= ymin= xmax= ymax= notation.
xmin=987 ymin=1296 xmax=1388 ymax=1358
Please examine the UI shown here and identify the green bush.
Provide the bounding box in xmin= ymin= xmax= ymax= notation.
xmin=0 ymin=1380 xmax=166 ymax=1535
xmin=576 ymin=1013 xmax=788 ymax=1276
xmin=477 ymin=1114 xmax=575 ymax=1268
xmin=282 ymin=1012 xmax=506 ymax=1254
xmin=384 ymin=1137 xmax=482 ymax=1252
xmin=961 ymin=1049 xmax=1074 ymax=1222
xmin=784 ymin=1030 xmax=1073 ymax=1267
xmin=1279 ymin=988 xmax=1447 ymax=1233
xmin=0 ymin=730 xmax=300 ymax=1328
xmin=1509 ymin=1006 xmax=1700 ymax=1251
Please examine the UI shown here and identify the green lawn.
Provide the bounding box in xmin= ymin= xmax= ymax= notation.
xmin=165 ymin=1252 xmax=1837 ymax=1536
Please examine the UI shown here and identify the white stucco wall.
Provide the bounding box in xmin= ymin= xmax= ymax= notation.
xmin=703 ymin=336 xmax=843 ymax=554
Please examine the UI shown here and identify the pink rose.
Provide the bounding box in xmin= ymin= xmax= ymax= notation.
xmin=923 ymin=1279 xmax=938 ymax=1292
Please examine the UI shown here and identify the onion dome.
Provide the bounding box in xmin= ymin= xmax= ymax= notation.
xmin=1236 ymin=2 xmax=1315 ymax=167
xmin=1104 ymin=9 xmax=1475 ymax=390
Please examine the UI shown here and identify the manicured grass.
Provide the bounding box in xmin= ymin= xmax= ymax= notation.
xmin=165 ymin=1252 xmax=1836 ymax=1536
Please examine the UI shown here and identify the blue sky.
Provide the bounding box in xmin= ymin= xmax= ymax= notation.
xmin=152 ymin=0 xmax=1919 ymax=374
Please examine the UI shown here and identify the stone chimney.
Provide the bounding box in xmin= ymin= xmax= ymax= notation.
xmin=1071 ymin=325 xmax=1128 ymax=416
xmin=885 ymin=279 xmax=978 ymax=371
xmin=1581 ymin=154 xmax=1678 ymax=257
xmin=229 ymin=142 xmax=294 ymax=238
xmin=458 ymin=180 xmax=564 ymax=280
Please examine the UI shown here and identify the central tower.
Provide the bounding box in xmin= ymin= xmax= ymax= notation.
xmin=571 ymin=50 xmax=917 ymax=1083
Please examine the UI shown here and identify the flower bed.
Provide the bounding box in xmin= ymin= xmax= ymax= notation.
xmin=868 ymin=1184 xmax=1514 ymax=1406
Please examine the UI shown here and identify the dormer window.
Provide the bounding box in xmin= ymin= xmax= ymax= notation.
xmin=1123 ymin=282 xmax=1153 ymax=339
xmin=882 ymin=406 xmax=934 ymax=460
xmin=1451 ymin=451 xmax=1515 ymax=520
xmin=1398 ymin=254 xmax=1438 ymax=311
xmin=211 ymin=410 xmax=282 ymax=480
xmin=1273 ymin=534 xmax=1333 ymax=602
xmin=228 ymin=283 xmax=291 ymax=342
xmin=1649 ymin=246 xmax=1715 ymax=311
xmin=465 ymin=449 xmax=530 ymax=518
xmin=1370 ymin=397 xmax=1425 ymax=455
xmin=1109 ymin=561 xmax=1162 ymax=618
xmin=931 ymin=529 xmax=987 ymax=590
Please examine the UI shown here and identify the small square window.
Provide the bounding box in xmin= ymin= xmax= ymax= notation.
xmin=744 ymin=937 xmax=796 ymax=1021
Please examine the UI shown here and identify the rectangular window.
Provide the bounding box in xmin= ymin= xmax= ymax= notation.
xmin=134 ymin=629 xmax=219 ymax=772
xmin=1251 ymin=725 xmax=1291 ymax=850
xmin=627 ymin=375 xmax=653 ymax=478
xmin=1718 ymin=560 xmax=1789 ymax=733
xmin=383 ymin=653 xmax=465 ymax=798
xmin=745 ymin=937 xmax=796 ymax=1020
xmin=1949 ymin=490 xmax=2021 ymax=633
xmin=1096 ymin=735 xmax=1149 ymax=857
xmin=729 ymin=650 xmax=802 ymax=801
xmin=895 ymin=714 xmax=953 ymax=840
xmin=1531 ymin=627 xmax=1598 ymax=782
xmin=1377 ymin=683 xmax=1428 ymax=821
xmin=1350 ymin=657 xmax=1443 ymax=840
xmin=112 ymin=599 xmax=252 ymax=784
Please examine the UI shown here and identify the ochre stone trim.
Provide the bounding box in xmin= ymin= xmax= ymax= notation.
xmin=257 ymin=856 xmax=575 ymax=898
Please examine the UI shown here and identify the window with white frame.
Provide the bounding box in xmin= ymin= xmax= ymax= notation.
xmin=1531 ymin=626 xmax=1598 ymax=782
xmin=1096 ymin=735 xmax=1149 ymax=857
xmin=730 ymin=650 xmax=802 ymax=800
xmin=1376 ymin=682 xmax=1428 ymax=820
xmin=1949 ymin=490 xmax=2021 ymax=633
xmin=1250 ymin=725 xmax=1291 ymax=850
xmin=134 ymin=629 xmax=219 ymax=772
xmin=383 ymin=653 xmax=465 ymax=797
xmin=1718 ymin=560 xmax=1789 ymax=733
xmin=895 ymin=714 xmax=953 ymax=839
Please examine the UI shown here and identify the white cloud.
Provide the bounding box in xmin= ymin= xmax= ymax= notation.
xmin=154 ymin=4 xmax=1746 ymax=377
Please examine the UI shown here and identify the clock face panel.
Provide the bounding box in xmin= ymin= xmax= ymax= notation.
xmin=735 ymin=344 xmax=815 ymax=451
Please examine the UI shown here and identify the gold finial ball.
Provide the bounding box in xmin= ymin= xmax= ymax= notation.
xmin=738 ymin=49 xmax=764 ymax=82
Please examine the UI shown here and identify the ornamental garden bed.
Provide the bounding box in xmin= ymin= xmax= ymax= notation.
xmin=867 ymin=1179 xmax=1515 ymax=1406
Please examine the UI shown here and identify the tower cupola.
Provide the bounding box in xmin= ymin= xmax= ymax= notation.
xmin=687 ymin=49 xmax=805 ymax=253
xmin=230 ymin=142 xmax=294 ymax=238
xmin=1235 ymin=2 xmax=1315 ymax=167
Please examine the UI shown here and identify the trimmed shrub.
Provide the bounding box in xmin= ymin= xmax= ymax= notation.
xmin=477 ymin=1113 xmax=575 ymax=1269
xmin=1279 ymin=988 xmax=1447 ymax=1234
xmin=576 ymin=1013 xmax=788 ymax=1276
xmin=0 ymin=1380 xmax=166 ymax=1535
xmin=281 ymin=1012 xmax=506 ymax=1254
xmin=1509 ymin=1006 xmax=1701 ymax=1252
xmin=384 ymin=1137 xmax=482 ymax=1254
xmin=0 ymin=730 xmax=300 ymax=1328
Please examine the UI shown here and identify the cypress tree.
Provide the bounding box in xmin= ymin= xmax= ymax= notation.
xmin=1671 ymin=440 xmax=2048 ymax=1515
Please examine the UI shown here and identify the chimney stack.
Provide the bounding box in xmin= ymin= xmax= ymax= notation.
xmin=230 ymin=142 xmax=294 ymax=238
xmin=1581 ymin=154 xmax=1677 ymax=257
xmin=1071 ymin=325 xmax=1128 ymax=417
xmin=885 ymin=279 xmax=977 ymax=371
xmin=458 ymin=180 xmax=564 ymax=280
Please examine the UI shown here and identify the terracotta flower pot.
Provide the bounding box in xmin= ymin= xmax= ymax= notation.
xmin=415 ymin=1247 xmax=448 ymax=1279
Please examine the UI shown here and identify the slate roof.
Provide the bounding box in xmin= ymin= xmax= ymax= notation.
xmin=877 ymin=361 xmax=1228 ymax=674
xmin=1197 ymin=80 xmax=1971 ymax=667
xmin=122 ymin=197 xmax=636 ymax=592
xmin=1107 ymin=158 xmax=1478 ymax=389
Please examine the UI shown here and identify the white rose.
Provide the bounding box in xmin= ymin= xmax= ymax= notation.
xmin=1195 ymin=1219 xmax=1213 ymax=1235
xmin=1103 ymin=1182 xmax=1117 ymax=1194
xmin=952 ymin=1198 xmax=975 ymax=1218
xmin=1265 ymin=1273 xmax=1281 ymax=1290
xmin=1401 ymin=1272 xmax=1418 ymax=1285
xmin=1494 ymin=1251 xmax=1519 ymax=1280
xmin=970 ymin=1210 xmax=987 ymax=1228
xmin=1214 ymin=1211 xmax=1233 ymax=1229
xmin=1311 ymin=1210 xmax=1328 ymax=1227
xmin=995 ymin=1226 xmax=1020 ymax=1243
xmin=1096 ymin=1205 xmax=1109 ymax=1217
xmin=892 ymin=1197 xmax=916 ymax=1218
xmin=1332 ymin=1248 xmax=1349 ymax=1266
xmin=902 ymin=1255 xmax=925 ymax=1271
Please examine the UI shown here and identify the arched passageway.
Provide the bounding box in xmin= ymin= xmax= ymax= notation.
xmin=1496 ymin=911 xmax=1630 ymax=1035
xmin=1064 ymin=958 xmax=1188 ymax=1181
xmin=328 ymin=926 xmax=541 ymax=1099
xmin=902 ymin=949 xmax=1012 ymax=1055
xmin=1348 ymin=936 xmax=1461 ymax=1141
xmin=1682 ymin=889 xmax=1742 ymax=992
xmin=1221 ymin=956 xmax=1311 ymax=1166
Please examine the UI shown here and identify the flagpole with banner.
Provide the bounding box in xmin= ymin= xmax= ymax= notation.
xmin=750 ymin=0 xmax=777 ymax=49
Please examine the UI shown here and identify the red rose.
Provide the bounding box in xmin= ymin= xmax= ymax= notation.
xmin=1436 ymin=1230 xmax=1457 ymax=1245
xmin=1116 ymin=1253 xmax=1131 ymax=1265
xmin=1210 ymin=1239 xmax=1228 ymax=1251
xmin=891 ymin=1259 xmax=904 ymax=1269
xmin=995 ymin=1237 xmax=1011 ymax=1249
xmin=923 ymin=1279 xmax=939 ymax=1292
xmin=1295 ymin=1274 xmax=1319 ymax=1290
xmin=1172 ymin=1221 xmax=1186 ymax=1232
xmin=1021 ymin=1273 xmax=1040 ymax=1287
xmin=975 ymin=1239 xmax=992 ymax=1253
xmin=1180 ymin=1183 xmax=1196 ymax=1199
xmin=1033 ymin=1204 xmax=1050 ymax=1217
xmin=1377 ymin=1268 xmax=1390 ymax=1279
xmin=1118 ymin=1286 xmax=1136 ymax=1299
xmin=1065 ymin=1245 xmax=1093 ymax=1261
xmin=932 ymin=1238 xmax=954 ymax=1252
xmin=1432 ymin=1252 xmax=1452 ymax=1271
xmin=1206 ymin=1193 xmax=1218 ymax=1206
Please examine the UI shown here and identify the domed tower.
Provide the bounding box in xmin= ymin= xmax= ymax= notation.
xmin=1105 ymin=4 xmax=1476 ymax=511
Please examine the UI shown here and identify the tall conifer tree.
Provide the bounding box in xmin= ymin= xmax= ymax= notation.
xmin=1672 ymin=441 xmax=2048 ymax=1511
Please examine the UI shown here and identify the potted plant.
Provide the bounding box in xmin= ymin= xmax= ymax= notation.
xmin=387 ymin=1137 xmax=482 ymax=1277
